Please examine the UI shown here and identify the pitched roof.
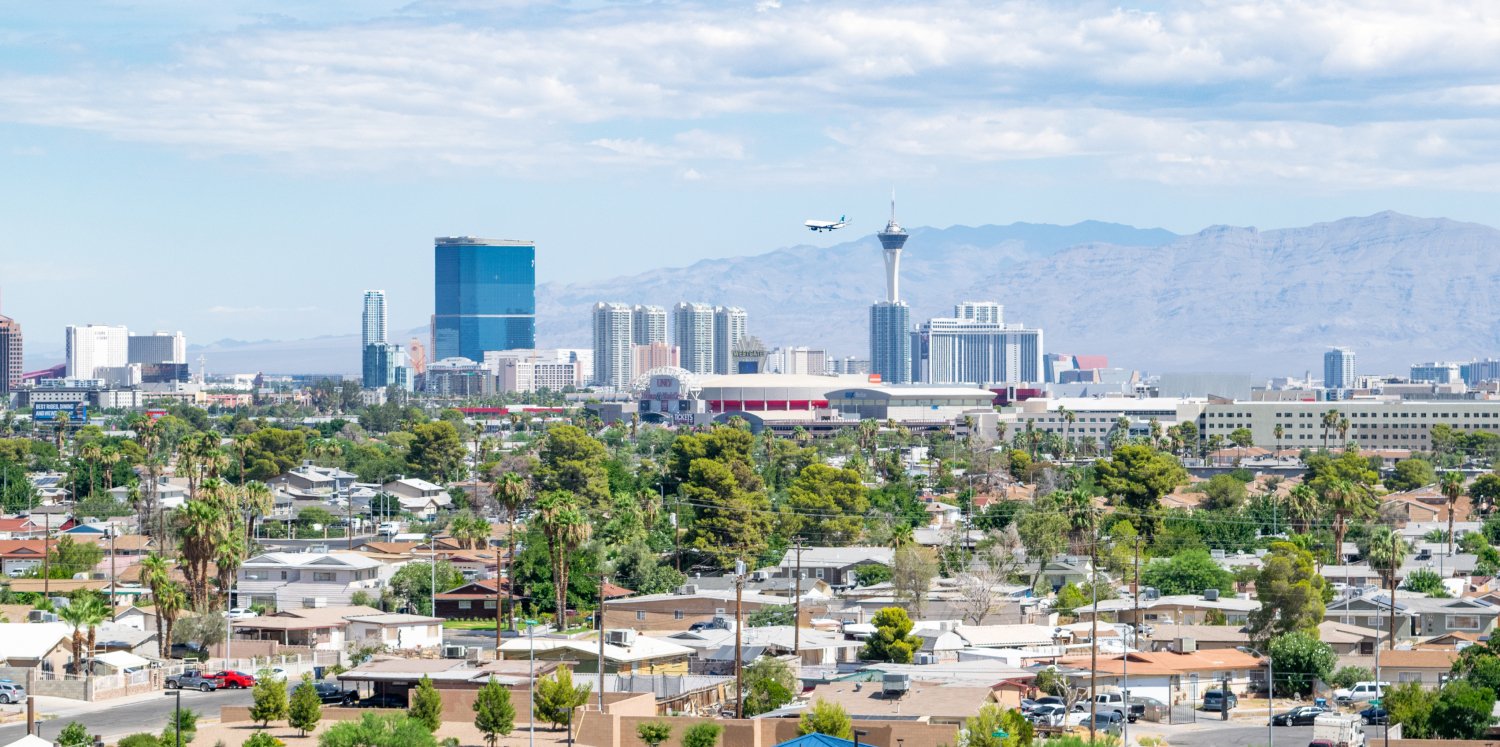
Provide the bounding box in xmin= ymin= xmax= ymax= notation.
xmin=242 ymin=552 xmax=382 ymax=570
xmin=1379 ymin=649 xmax=1460 ymax=669
xmin=0 ymin=622 xmax=72 ymax=659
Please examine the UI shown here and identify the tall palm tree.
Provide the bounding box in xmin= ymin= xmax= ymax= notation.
xmin=491 ymin=472 xmax=528 ymax=630
xmin=1059 ymin=407 xmax=1076 ymax=458
xmin=138 ymin=553 xmax=172 ymax=657
xmin=1323 ymin=478 xmax=1374 ymax=560
xmin=100 ymin=449 xmax=122 ymax=492
xmin=240 ymin=481 xmax=274 ymax=549
xmin=1441 ymin=471 xmax=1466 ymax=557
xmin=1283 ymin=483 xmax=1318 ymax=534
xmin=1360 ymin=525 xmax=1408 ymax=650
xmin=888 ymin=524 xmax=914 ymax=548
xmin=51 ymin=411 xmax=70 ymax=456
xmin=176 ymin=480 xmax=234 ymax=608
xmin=157 ymin=581 xmax=187 ymax=656
xmin=58 ymin=599 xmax=93 ymax=673
xmin=1273 ymin=424 xmax=1285 ymax=456
xmin=1321 ymin=409 xmax=1339 ymax=451
xmin=534 ymin=490 xmax=591 ymax=624
xmin=79 ymin=444 xmax=102 ymax=501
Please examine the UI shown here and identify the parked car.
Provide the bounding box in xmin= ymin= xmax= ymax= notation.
xmin=207 ymin=671 xmax=256 ymax=689
xmin=1202 ymin=690 xmax=1237 ymax=712
xmin=224 ymin=608 xmax=258 ymax=620
xmin=1360 ymin=705 xmax=1389 ymax=725
xmin=1334 ymin=681 xmax=1388 ymax=705
xmin=165 ymin=670 xmax=220 ymax=692
xmin=259 ymin=667 xmax=289 ymax=681
xmin=1093 ymin=692 xmax=1144 ymax=722
xmin=359 ymin=693 xmax=409 ymax=709
xmin=0 ymin=681 xmax=27 ymax=704
xmin=1078 ymin=713 xmax=1123 ymax=735
xmin=1019 ymin=698 xmax=1038 ymax=714
xmin=312 ymin=681 xmax=359 ymax=705
xmin=1272 ymin=706 xmax=1327 ymax=726
xmin=1028 ymin=704 xmax=1069 ymax=726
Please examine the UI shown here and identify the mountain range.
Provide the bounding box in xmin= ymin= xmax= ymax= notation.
xmin=72 ymin=211 xmax=1500 ymax=377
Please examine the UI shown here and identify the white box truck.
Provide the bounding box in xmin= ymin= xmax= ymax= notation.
xmin=1313 ymin=713 xmax=1366 ymax=747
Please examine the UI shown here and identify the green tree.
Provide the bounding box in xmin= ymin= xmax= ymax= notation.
xmin=1384 ymin=681 xmax=1438 ymax=739
xmin=1139 ymin=549 xmax=1233 ymax=596
xmin=860 ymin=607 xmax=922 ymax=663
xmin=854 ymin=564 xmax=893 ymax=587
xmin=406 ymin=421 xmax=467 ymax=482
xmin=117 ymin=735 xmax=163 ymax=747
xmin=1386 ymin=458 xmax=1437 ymax=492
xmin=319 ymin=713 xmax=438 ymax=747
xmin=1200 ymin=473 xmax=1248 ymax=511
xmin=389 ymin=560 xmax=465 ymax=615
xmin=742 ymin=658 xmax=796 ymax=716
xmin=1403 ymin=568 xmax=1450 ymax=597
xmin=408 ymin=675 xmax=444 ymax=732
xmin=57 ymin=721 xmax=91 ymax=747
xmin=1016 ymin=496 xmax=1069 ymax=589
xmin=783 ymin=464 xmax=869 ymax=545
xmin=473 ymin=677 xmax=515 ymax=747
xmin=1094 ymin=444 xmax=1187 ymax=537
xmin=1266 ymin=631 xmax=1336 ymax=697
xmin=241 ymin=428 xmax=309 ymax=481
xmin=637 ymin=722 xmax=673 ymax=747
xmin=1247 ymin=541 xmax=1327 ymax=641
xmin=682 ymin=456 xmax=773 ymax=570
xmin=534 ymin=490 xmax=593 ymax=623
xmin=1054 ymin=583 xmax=1087 ymax=618
xmin=680 ymin=723 xmax=721 ymax=747
xmin=534 ymin=668 xmax=591 ymax=731
xmin=288 ymin=678 xmax=323 ymax=736
xmin=891 ymin=544 xmax=939 ymax=618
xmin=1470 ymin=472 xmax=1500 ymax=515
xmin=961 ymin=704 xmax=1034 ymax=747
xmin=1454 ymin=642 xmax=1500 ymax=694
xmin=250 ymin=676 xmax=289 ymax=727
xmin=536 ymin=425 xmax=611 ymax=506
xmin=1328 ymin=666 xmax=1373 ymax=689
xmin=797 ymin=698 xmax=853 ymax=740
xmin=1431 ymin=680 xmax=1497 ymax=740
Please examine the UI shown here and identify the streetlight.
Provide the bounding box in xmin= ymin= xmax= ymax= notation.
xmin=524 ymin=618 xmax=539 ymax=747
xmin=854 ymin=729 xmax=869 ymax=747
xmin=164 ymin=690 xmax=182 ymax=747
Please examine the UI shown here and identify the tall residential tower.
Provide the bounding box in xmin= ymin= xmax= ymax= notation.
xmin=1324 ymin=346 xmax=1356 ymax=392
xmin=592 ymin=302 xmax=635 ymax=387
xmin=870 ymin=196 xmax=912 ymax=383
xmin=0 ymin=305 xmax=19 ymax=395
xmin=632 ymin=305 xmax=668 ymax=346
xmin=673 ymin=302 xmax=716 ymax=375
xmin=433 ymin=237 xmax=536 ymax=363
xmin=712 ymin=306 xmax=748 ymax=375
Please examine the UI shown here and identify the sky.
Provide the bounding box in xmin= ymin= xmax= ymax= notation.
xmin=5 ymin=0 xmax=1500 ymax=361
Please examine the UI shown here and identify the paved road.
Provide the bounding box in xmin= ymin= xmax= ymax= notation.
xmin=1136 ymin=717 xmax=1387 ymax=747
xmin=0 ymin=688 xmax=255 ymax=744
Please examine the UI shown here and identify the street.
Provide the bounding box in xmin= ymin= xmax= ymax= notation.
xmin=0 ymin=688 xmax=255 ymax=744
xmin=1135 ymin=716 xmax=1387 ymax=747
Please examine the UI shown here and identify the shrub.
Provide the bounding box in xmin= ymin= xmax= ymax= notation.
xmin=681 ymin=723 xmax=722 ymax=747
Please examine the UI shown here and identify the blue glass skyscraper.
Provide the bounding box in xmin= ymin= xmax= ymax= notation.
xmin=433 ymin=236 xmax=536 ymax=363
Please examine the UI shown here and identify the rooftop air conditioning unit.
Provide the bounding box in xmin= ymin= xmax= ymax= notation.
xmin=751 ymin=570 xmax=769 ymax=582
xmin=443 ymin=645 xmax=466 ymax=659
xmin=1179 ymin=637 xmax=1197 ymax=653
xmin=882 ymin=673 xmax=911 ymax=696
xmin=303 ymin=597 xmax=327 ymax=608
xmin=915 ymin=653 xmax=937 ymax=665
xmin=28 ymin=610 xmax=57 ymax=623
xmin=1203 ymin=588 xmax=1220 ymax=601
xmin=606 ymin=629 xmax=638 ymax=647
xmin=678 ymin=584 xmax=698 ymax=596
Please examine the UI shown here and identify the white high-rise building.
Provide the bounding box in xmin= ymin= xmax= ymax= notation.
xmin=362 ymin=291 xmax=387 ymax=348
xmin=712 ymin=306 xmax=748 ymax=375
xmin=632 ymin=305 xmax=667 ymax=346
xmin=1324 ymin=347 xmax=1356 ymax=391
xmin=955 ymin=301 xmax=1003 ymax=325
xmin=769 ymin=347 xmax=829 ymax=375
xmin=592 ymin=302 xmax=634 ymax=387
xmin=127 ymin=331 xmax=187 ymax=365
xmin=673 ymin=302 xmax=716 ymax=375
xmin=65 ymin=324 xmax=129 ymax=379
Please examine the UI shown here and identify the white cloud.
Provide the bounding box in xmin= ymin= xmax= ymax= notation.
xmin=3 ymin=0 xmax=1500 ymax=184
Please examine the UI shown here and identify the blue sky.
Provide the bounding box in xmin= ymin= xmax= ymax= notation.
xmin=5 ymin=0 xmax=1500 ymax=361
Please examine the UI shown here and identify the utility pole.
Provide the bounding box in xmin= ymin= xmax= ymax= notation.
xmin=793 ymin=538 xmax=804 ymax=654
xmin=1088 ymin=507 xmax=1098 ymax=743
xmin=735 ymin=558 xmax=746 ymax=719
xmin=1123 ymin=533 xmax=1139 ymax=747
xmin=597 ymin=572 xmax=606 ymax=713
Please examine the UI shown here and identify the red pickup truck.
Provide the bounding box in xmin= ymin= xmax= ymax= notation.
xmin=207 ymin=670 xmax=257 ymax=689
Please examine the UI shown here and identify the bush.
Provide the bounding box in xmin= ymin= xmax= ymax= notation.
xmin=1328 ymin=666 xmax=1374 ymax=689
xmin=1267 ymin=631 xmax=1337 ymax=697
xmin=797 ymin=699 xmax=853 ymax=740
xmin=681 ymin=723 xmax=722 ymax=747
xmin=56 ymin=722 xmax=91 ymax=747
xmin=289 ymin=678 xmax=322 ymax=736
xmin=244 ymin=733 xmax=284 ymax=747
xmin=250 ymin=677 xmax=289 ymax=727
xmin=637 ymin=722 xmax=673 ymax=747
xmin=408 ymin=675 xmax=443 ymax=732
xmin=118 ymin=735 xmax=163 ymax=747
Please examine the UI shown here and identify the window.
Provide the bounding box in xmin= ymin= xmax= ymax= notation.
xmin=313 ymin=572 xmax=336 ymax=582
xmin=458 ymin=601 xmax=472 ymax=610
xmin=484 ymin=600 xmax=496 ymax=610
xmin=674 ymin=610 xmax=684 ymax=620
xmin=1398 ymin=672 xmax=1422 ymax=683
xmin=636 ymin=610 xmax=646 ymax=621
xmin=1449 ymin=615 xmax=1481 ymax=631
xmin=280 ymin=571 xmax=288 ymax=580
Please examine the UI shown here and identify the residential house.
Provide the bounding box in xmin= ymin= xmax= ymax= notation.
xmin=602 ymin=586 xmax=799 ymax=631
xmin=344 ymin=613 xmax=444 ymax=652
xmin=794 ymin=681 xmax=998 ymax=725
xmin=1144 ymin=624 xmax=1251 ymax=653
xmin=235 ymin=552 xmax=389 ymax=610
xmin=665 ymin=625 xmax=862 ymax=673
xmin=271 ymin=462 xmax=357 ymax=495
xmin=498 ymin=631 xmax=693 ymax=674
xmin=1318 ymin=621 xmax=1384 ymax=655
xmin=381 ymin=477 xmax=451 ymax=518
xmin=109 ymin=477 xmax=188 ymax=509
xmin=1325 ymin=591 xmax=1500 ymax=641
xmin=28 ymin=473 xmax=69 ymax=504
xmin=774 ymin=546 xmax=894 ymax=588
xmin=112 ymin=606 xmax=159 ymax=635
xmin=1059 ymin=648 xmax=1267 ymax=704
xmin=0 ymin=622 xmax=74 ymax=673
xmin=0 ymin=518 xmax=46 ymax=540
xmin=0 ymin=540 xmax=47 ymax=576
xmin=232 ymin=605 xmax=384 ymax=651
xmin=1378 ymin=649 xmax=1460 ymax=687
xmin=434 ymin=579 xmax=509 ymax=620
xmin=1025 ymin=558 xmax=1094 ymax=592
xmin=1075 ymin=591 xmax=1261 ymax=627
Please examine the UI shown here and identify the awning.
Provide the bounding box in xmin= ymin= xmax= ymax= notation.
xmin=94 ymin=651 xmax=151 ymax=671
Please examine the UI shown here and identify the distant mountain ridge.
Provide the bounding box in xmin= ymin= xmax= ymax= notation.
xmin=62 ymin=213 xmax=1500 ymax=376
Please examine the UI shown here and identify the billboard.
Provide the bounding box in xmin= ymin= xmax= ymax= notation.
xmin=33 ymin=402 xmax=88 ymax=422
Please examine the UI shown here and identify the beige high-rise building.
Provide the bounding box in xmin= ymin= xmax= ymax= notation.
xmin=633 ymin=342 xmax=680 ymax=375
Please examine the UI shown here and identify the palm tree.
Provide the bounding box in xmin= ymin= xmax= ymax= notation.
xmin=1441 ymin=471 xmax=1466 ymax=557
xmin=157 ymin=581 xmax=187 ymax=655
xmin=57 ymin=595 xmax=109 ymax=674
xmin=100 ymin=449 xmax=122 ymax=492
xmin=1321 ymin=409 xmax=1339 ymax=451
xmin=52 ymin=411 xmax=70 ymax=456
xmin=1273 ymin=424 xmax=1285 ymax=456
xmin=1059 ymin=407 xmax=1076 ymax=458
xmin=1338 ymin=417 xmax=1351 ymax=449
xmin=888 ymin=524 xmax=914 ymax=548
xmin=176 ymin=480 xmax=235 ymax=608
xmin=79 ymin=444 xmax=102 ymax=500
xmin=491 ymin=472 xmax=528 ymax=630
xmin=240 ymin=481 xmax=273 ymax=549
xmin=138 ymin=553 xmax=172 ymax=657
xmin=534 ymin=490 xmax=591 ymax=624
xmin=1359 ymin=525 xmax=1408 ymax=650
xmin=1285 ymin=484 xmax=1319 ymax=534
xmin=1058 ymin=489 xmax=1094 ymax=555
xmin=1323 ymin=478 xmax=1374 ymax=560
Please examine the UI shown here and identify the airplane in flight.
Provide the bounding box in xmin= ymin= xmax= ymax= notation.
xmin=804 ymin=215 xmax=848 ymax=232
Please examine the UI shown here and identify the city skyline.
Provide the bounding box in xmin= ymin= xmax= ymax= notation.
xmin=6 ymin=2 xmax=1500 ymax=351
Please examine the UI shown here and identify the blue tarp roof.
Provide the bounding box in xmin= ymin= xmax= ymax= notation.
xmin=774 ymin=734 xmax=857 ymax=747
